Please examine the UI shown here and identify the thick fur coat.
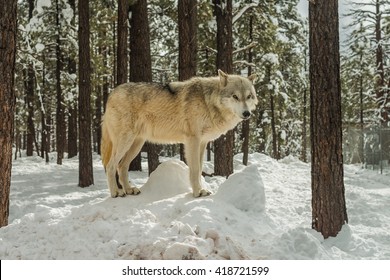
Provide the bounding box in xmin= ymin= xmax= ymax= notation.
xmin=101 ymin=70 xmax=258 ymax=198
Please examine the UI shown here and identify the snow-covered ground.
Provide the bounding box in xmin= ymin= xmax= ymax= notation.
xmin=1 ymin=152 xmax=389 ymax=260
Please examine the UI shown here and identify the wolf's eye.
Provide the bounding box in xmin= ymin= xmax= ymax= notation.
xmin=247 ymin=95 xmax=252 ymax=100
xmin=232 ymin=94 xmax=239 ymax=100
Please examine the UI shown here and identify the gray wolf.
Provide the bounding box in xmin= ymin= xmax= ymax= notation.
xmin=101 ymin=70 xmax=258 ymax=198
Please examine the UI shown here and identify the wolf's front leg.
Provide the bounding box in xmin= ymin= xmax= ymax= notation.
xmin=185 ymin=138 xmax=211 ymax=198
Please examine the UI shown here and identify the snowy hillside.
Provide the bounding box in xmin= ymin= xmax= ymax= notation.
xmin=0 ymin=152 xmax=389 ymax=260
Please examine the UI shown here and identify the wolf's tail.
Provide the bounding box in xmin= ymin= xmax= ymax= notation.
xmin=101 ymin=119 xmax=112 ymax=171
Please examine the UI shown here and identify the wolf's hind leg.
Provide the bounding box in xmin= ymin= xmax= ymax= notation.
xmin=106 ymin=134 xmax=135 ymax=198
xmin=117 ymin=138 xmax=145 ymax=195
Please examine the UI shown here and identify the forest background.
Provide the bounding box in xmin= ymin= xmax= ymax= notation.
xmin=13 ymin=0 xmax=390 ymax=180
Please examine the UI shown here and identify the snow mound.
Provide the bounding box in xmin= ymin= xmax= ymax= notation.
xmin=163 ymin=242 xmax=206 ymax=260
xmin=215 ymin=164 xmax=265 ymax=213
xmin=140 ymin=160 xmax=208 ymax=201
xmin=273 ymin=227 xmax=324 ymax=259
xmin=3 ymin=153 xmax=390 ymax=260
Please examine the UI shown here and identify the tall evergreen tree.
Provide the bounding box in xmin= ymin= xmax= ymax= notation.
xmin=0 ymin=0 xmax=17 ymax=227
xmin=67 ymin=0 xmax=78 ymax=159
xmin=241 ymin=15 xmax=254 ymax=166
xmin=56 ymin=0 xmax=65 ymax=165
xmin=178 ymin=0 xmax=197 ymax=81
xmin=309 ymin=0 xmax=348 ymax=238
xmin=78 ymin=0 xmax=94 ymax=187
xmin=128 ymin=0 xmax=145 ymax=171
xmin=129 ymin=0 xmax=159 ymax=175
xmin=213 ymin=0 xmax=234 ymax=177
xmin=117 ymin=0 xmax=128 ymax=86
xmin=345 ymin=0 xmax=390 ymax=125
xmin=178 ymin=0 xmax=197 ymax=163
xmin=26 ymin=0 xmax=36 ymax=157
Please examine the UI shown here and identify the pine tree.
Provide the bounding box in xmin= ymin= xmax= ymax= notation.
xmin=178 ymin=0 xmax=197 ymax=163
xmin=117 ymin=0 xmax=129 ymax=86
xmin=67 ymin=0 xmax=78 ymax=159
xmin=26 ymin=0 xmax=36 ymax=157
xmin=344 ymin=0 xmax=390 ymax=125
xmin=130 ymin=0 xmax=159 ymax=175
xmin=213 ymin=0 xmax=234 ymax=177
xmin=0 ymin=0 xmax=17 ymax=227
xmin=309 ymin=0 xmax=348 ymax=238
xmin=78 ymin=0 xmax=94 ymax=187
xmin=342 ymin=22 xmax=375 ymax=163
xmin=56 ymin=0 xmax=65 ymax=165
xmin=241 ymin=14 xmax=254 ymax=166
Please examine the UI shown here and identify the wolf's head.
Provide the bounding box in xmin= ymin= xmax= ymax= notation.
xmin=218 ymin=70 xmax=258 ymax=120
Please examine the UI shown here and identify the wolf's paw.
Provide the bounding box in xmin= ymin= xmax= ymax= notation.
xmin=126 ymin=187 xmax=141 ymax=195
xmin=111 ymin=193 xmax=118 ymax=198
xmin=110 ymin=188 xmax=126 ymax=198
xmin=193 ymin=188 xmax=212 ymax=198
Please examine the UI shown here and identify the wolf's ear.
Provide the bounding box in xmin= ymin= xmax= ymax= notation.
xmin=218 ymin=69 xmax=229 ymax=87
xmin=248 ymin=74 xmax=257 ymax=84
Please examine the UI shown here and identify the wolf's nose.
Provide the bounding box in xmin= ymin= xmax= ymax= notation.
xmin=243 ymin=111 xmax=251 ymax=118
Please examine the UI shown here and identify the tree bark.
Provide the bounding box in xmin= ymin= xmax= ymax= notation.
xmin=67 ymin=0 xmax=78 ymax=159
xmin=241 ymin=15 xmax=253 ymax=166
xmin=56 ymin=0 xmax=65 ymax=165
xmin=301 ymin=84 xmax=308 ymax=162
xmin=78 ymin=0 xmax=94 ymax=187
xmin=129 ymin=0 xmax=159 ymax=174
xmin=178 ymin=0 xmax=197 ymax=163
xmin=270 ymin=85 xmax=279 ymax=160
xmin=117 ymin=0 xmax=129 ymax=86
xmin=178 ymin=0 xmax=197 ymax=80
xmin=127 ymin=0 xmax=141 ymax=171
xmin=25 ymin=0 xmax=35 ymax=157
xmin=309 ymin=0 xmax=348 ymax=238
xmin=67 ymin=103 xmax=78 ymax=158
xmin=94 ymin=86 xmax=102 ymax=154
xmin=213 ymin=0 xmax=234 ymax=177
xmin=0 ymin=0 xmax=17 ymax=227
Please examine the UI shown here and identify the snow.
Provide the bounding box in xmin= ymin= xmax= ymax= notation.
xmin=262 ymin=53 xmax=279 ymax=65
xmin=1 ymin=152 xmax=390 ymax=260
xmin=36 ymin=0 xmax=52 ymax=14
xmin=35 ymin=43 xmax=45 ymax=52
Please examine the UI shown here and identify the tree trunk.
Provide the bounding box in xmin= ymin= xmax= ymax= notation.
xmin=45 ymin=107 xmax=52 ymax=163
xmin=78 ymin=0 xmax=94 ymax=187
xmin=95 ymin=86 xmax=102 ymax=154
xmin=270 ymin=86 xmax=279 ymax=160
xmin=26 ymin=0 xmax=35 ymax=157
xmin=56 ymin=0 xmax=65 ymax=165
xmin=178 ymin=0 xmax=197 ymax=163
xmin=102 ymin=45 xmax=110 ymax=111
xmin=67 ymin=0 xmax=78 ymax=159
xmin=301 ymin=84 xmax=308 ymax=162
xmin=309 ymin=0 xmax=348 ymax=238
xmin=117 ymin=0 xmax=129 ymax=86
xmin=129 ymin=0 xmax=158 ymax=174
xmin=40 ymin=55 xmax=51 ymax=163
xmin=178 ymin=0 xmax=197 ymax=81
xmin=67 ymin=104 xmax=78 ymax=158
xmin=0 ymin=0 xmax=17 ymax=227
xmin=213 ymin=0 xmax=234 ymax=177
xmin=128 ymin=0 xmax=142 ymax=172
xmin=26 ymin=67 xmax=35 ymax=156
xmin=241 ymin=15 xmax=254 ymax=166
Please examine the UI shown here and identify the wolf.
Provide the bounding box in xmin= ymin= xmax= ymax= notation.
xmin=101 ymin=70 xmax=258 ymax=198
